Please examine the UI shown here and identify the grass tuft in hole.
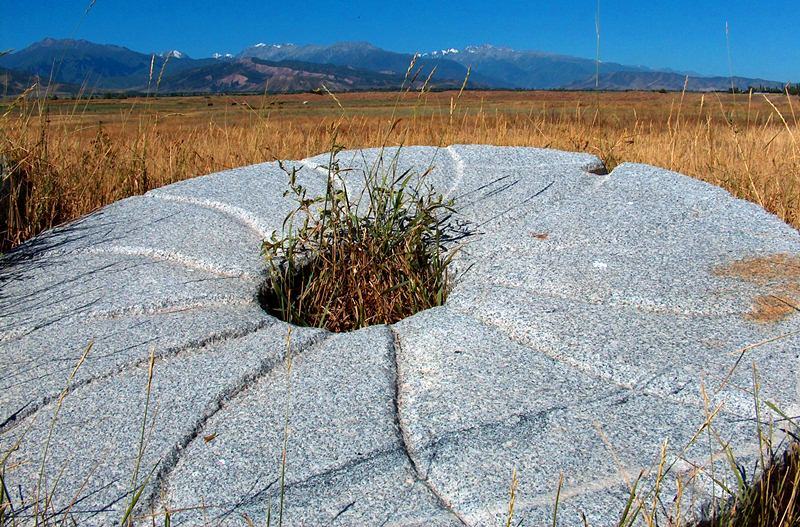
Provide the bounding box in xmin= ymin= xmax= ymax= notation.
xmin=259 ymin=143 xmax=469 ymax=333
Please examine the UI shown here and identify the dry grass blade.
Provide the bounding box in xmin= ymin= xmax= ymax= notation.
xmin=34 ymin=343 xmax=92 ymax=520
xmin=552 ymin=472 xmax=564 ymax=527
xmin=121 ymin=347 xmax=159 ymax=526
xmin=504 ymin=468 xmax=519 ymax=527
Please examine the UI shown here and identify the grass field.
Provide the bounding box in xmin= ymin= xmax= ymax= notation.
xmin=1 ymin=88 xmax=798 ymax=251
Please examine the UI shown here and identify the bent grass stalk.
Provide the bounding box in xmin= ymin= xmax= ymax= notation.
xmin=121 ymin=347 xmax=159 ymax=526
xmin=278 ymin=327 xmax=293 ymax=527
xmin=34 ymin=342 xmax=92 ymax=521
xmin=504 ymin=467 xmax=519 ymax=527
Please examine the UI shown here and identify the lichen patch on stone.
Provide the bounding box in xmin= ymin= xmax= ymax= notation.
xmin=748 ymin=294 xmax=799 ymax=323
xmin=715 ymin=254 xmax=800 ymax=323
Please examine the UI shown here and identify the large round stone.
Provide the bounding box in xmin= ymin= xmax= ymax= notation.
xmin=1 ymin=146 xmax=798 ymax=526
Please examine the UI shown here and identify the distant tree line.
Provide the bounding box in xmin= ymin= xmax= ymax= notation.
xmin=729 ymin=83 xmax=800 ymax=95
xmin=35 ymin=83 xmax=800 ymax=101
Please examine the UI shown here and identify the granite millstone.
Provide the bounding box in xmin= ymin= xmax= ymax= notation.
xmin=1 ymin=145 xmax=798 ymax=526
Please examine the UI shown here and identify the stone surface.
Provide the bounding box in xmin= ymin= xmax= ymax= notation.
xmin=1 ymin=145 xmax=798 ymax=526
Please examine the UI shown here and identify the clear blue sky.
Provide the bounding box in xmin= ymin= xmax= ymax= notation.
xmin=2 ymin=0 xmax=797 ymax=81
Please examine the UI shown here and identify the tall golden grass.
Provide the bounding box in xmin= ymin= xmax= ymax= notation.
xmin=1 ymin=88 xmax=798 ymax=251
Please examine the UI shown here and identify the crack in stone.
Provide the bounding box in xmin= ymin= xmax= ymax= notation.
xmin=332 ymin=499 xmax=356 ymax=521
xmin=0 ymin=319 xmax=275 ymax=435
xmin=410 ymin=390 xmax=631 ymax=472
xmin=448 ymin=302 xmax=645 ymax=389
xmin=147 ymin=330 xmax=333 ymax=517
xmin=2 ymin=326 xmax=166 ymax=391
xmin=388 ymin=325 xmax=471 ymax=527
xmin=181 ymin=445 xmax=408 ymax=526
xmin=0 ymin=401 xmax=32 ymax=430
xmin=386 ymin=383 xmax=758 ymax=525
xmin=286 ymin=446 xmax=403 ymax=492
xmin=217 ymin=477 xmax=282 ymax=526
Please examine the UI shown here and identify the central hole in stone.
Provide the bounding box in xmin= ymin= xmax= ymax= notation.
xmin=258 ymin=152 xmax=468 ymax=333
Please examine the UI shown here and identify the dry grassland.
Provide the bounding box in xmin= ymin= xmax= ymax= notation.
xmin=1 ymin=88 xmax=798 ymax=251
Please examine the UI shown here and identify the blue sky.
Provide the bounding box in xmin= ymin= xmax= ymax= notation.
xmin=2 ymin=0 xmax=798 ymax=81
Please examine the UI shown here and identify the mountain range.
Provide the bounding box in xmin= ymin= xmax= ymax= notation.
xmin=0 ymin=38 xmax=789 ymax=95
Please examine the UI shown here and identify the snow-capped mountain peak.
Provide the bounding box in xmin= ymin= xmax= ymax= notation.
xmin=163 ymin=50 xmax=185 ymax=59
xmin=424 ymin=47 xmax=461 ymax=57
xmin=424 ymin=45 xmax=514 ymax=57
xmin=250 ymin=43 xmax=295 ymax=49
